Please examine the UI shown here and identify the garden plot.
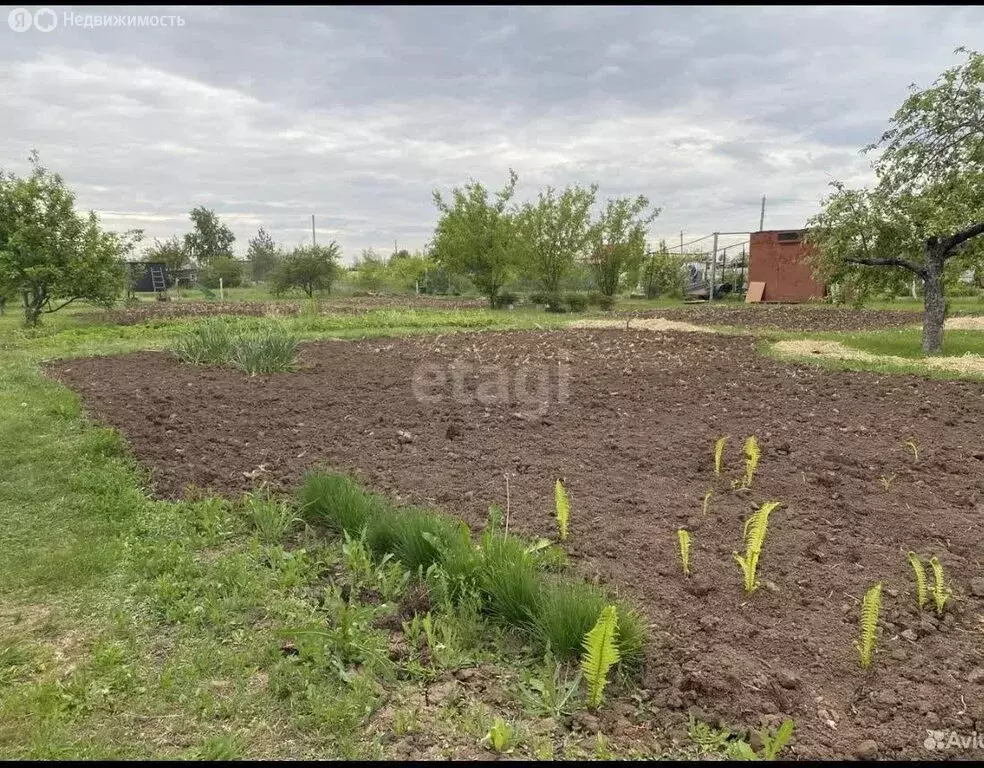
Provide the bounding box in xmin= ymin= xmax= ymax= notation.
xmin=49 ymin=328 xmax=984 ymax=759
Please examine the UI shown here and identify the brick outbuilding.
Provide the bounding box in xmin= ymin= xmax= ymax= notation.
xmin=747 ymin=229 xmax=826 ymax=302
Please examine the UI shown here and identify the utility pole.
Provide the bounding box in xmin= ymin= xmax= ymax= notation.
xmin=759 ymin=195 xmax=766 ymax=232
xmin=311 ymin=215 xmax=317 ymax=247
xmin=679 ymin=230 xmax=684 ymax=253
xmin=708 ymin=232 xmax=719 ymax=303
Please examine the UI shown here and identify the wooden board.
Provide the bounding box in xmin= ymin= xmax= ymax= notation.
xmin=746 ymin=281 xmax=766 ymax=303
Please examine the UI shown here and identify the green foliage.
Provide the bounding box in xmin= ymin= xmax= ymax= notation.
xmin=518 ymin=183 xmax=598 ymax=295
xmin=298 ymin=472 xmax=385 ymax=536
xmin=483 ymin=716 xmax=516 ymax=753
xmin=929 ymin=555 xmax=951 ymax=614
xmin=678 ymin=529 xmax=691 ymax=576
xmin=588 ymin=195 xmax=660 ymax=297
xmin=271 ymin=243 xmax=341 ymax=298
xmin=564 ymin=292 xmax=588 ymax=313
xmin=640 ymin=241 xmax=688 ymax=299
xmin=172 ymin=319 xmax=298 ymax=374
xmin=729 ymin=719 xmax=795 ymax=761
xmin=714 ymin=436 xmax=729 ymax=476
xmin=907 ymin=551 xmax=928 ymax=609
xmin=431 ymin=170 xmax=522 ymax=307
xmin=733 ymin=502 xmax=780 ymax=593
xmin=184 ymin=206 xmax=235 ymax=266
xmin=246 ymin=227 xmax=281 ymax=282
xmin=0 ymin=151 xmax=140 ymax=326
xmin=580 ymin=604 xmax=620 ymax=710
xmin=143 ymin=235 xmax=189 ymax=274
xmin=857 ymin=582 xmax=882 ymax=669
xmin=554 ymin=479 xmax=570 ymax=541
xmin=198 ymin=255 xmax=246 ymax=289
xmin=242 ymin=490 xmax=298 ymax=544
xmin=518 ymin=648 xmax=582 ymax=719
xmin=742 ymin=436 xmax=761 ymax=488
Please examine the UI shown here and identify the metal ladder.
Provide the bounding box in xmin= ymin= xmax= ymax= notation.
xmin=149 ymin=264 xmax=167 ymax=293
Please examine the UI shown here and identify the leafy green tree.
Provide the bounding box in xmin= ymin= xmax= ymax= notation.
xmin=807 ymin=47 xmax=984 ymax=353
xmin=247 ymin=227 xmax=280 ymax=282
xmin=588 ymin=195 xmax=660 ymax=298
xmin=271 ymin=242 xmax=341 ymax=297
xmin=144 ymin=235 xmax=189 ymax=273
xmin=518 ymin=183 xmax=598 ymax=295
xmin=184 ymin=206 xmax=235 ymax=266
xmin=0 ymin=152 xmax=140 ymax=326
xmin=388 ymin=250 xmax=432 ymax=292
xmin=431 ymin=169 xmax=521 ymax=307
xmin=354 ymin=247 xmax=388 ymax=291
xmin=640 ymin=240 xmax=687 ymax=299
xmin=199 ymin=255 xmax=245 ymax=289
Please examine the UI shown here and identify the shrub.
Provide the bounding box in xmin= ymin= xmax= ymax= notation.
xmin=198 ymin=255 xmax=245 ymax=289
xmin=564 ymin=292 xmax=588 ymax=313
xmin=490 ymin=290 xmax=518 ymax=309
xmin=543 ymin=293 xmax=568 ymax=313
xmin=528 ymin=291 xmax=550 ymax=305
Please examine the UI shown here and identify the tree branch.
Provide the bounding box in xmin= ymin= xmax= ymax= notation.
xmin=45 ymin=296 xmax=79 ymax=313
xmin=845 ymin=255 xmax=926 ymax=275
xmin=940 ymin=221 xmax=984 ymax=258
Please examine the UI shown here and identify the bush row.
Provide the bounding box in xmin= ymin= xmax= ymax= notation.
xmin=297 ymin=472 xmax=646 ymax=664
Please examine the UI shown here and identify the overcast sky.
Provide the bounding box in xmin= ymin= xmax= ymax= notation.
xmin=3 ymin=5 xmax=983 ymax=262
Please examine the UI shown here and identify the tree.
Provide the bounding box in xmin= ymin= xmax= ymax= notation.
xmin=588 ymin=195 xmax=660 ymax=298
xmin=354 ymin=247 xmax=388 ymax=292
xmin=518 ymin=183 xmax=598 ymax=295
xmin=184 ymin=206 xmax=235 ymax=266
xmin=640 ymin=240 xmax=688 ymax=299
xmin=199 ymin=256 xmax=245 ymax=289
xmin=807 ymin=48 xmax=984 ymax=353
xmin=271 ymin=242 xmax=341 ymax=297
xmin=0 ymin=152 xmax=140 ymax=326
xmin=144 ymin=235 xmax=189 ymax=273
xmin=247 ymin=227 xmax=280 ymax=282
xmin=431 ymin=170 xmax=521 ymax=307
xmin=388 ymin=250 xmax=432 ymax=292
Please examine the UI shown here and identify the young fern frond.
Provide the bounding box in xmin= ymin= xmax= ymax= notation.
xmin=733 ymin=501 xmax=780 ymax=593
xmin=702 ymin=489 xmax=712 ymax=516
xmin=742 ymin=436 xmax=761 ymax=488
xmin=554 ymin=480 xmax=569 ymax=542
xmin=857 ymin=582 xmax=882 ymax=669
xmin=678 ymin=529 xmax=691 ymax=577
xmin=905 ymin=439 xmax=919 ymax=463
xmin=580 ymin=605 xmax=621 ymax=710
xmin=929 ymin=556 xmax=951 ymax=614
xmin=714 ymin=436 xmax=729 ymax=476
xmin=907 ymin=551 xmax=928 ymax=609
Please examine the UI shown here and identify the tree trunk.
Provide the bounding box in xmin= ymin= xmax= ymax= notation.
xmin=922 ymin=261 xmax=945 ymax=355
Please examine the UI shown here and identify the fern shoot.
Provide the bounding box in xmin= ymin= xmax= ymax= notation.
xmin=905 ymin=439 xmax=919 ymax=463
xmin=554 ymin=480 xmax=570 ymax=541
xmin=742 ymin=436 xmax=761 ymax=488
xmin=929 ymin=556 xmax=951 ymax=614
xmin=702 ymin=489 xmax=712 ymax=516
xmin=714 ymin=436 xmax=729 ymax=476
xmin=906 ymin=551 xmax=928 ymax=609
xmin=678 ymin=529 xmax=691 ymax=576
xmin=857 ymin=582 xmax=882 ymax=669
xmin=732 ymin=501 xmax=780 ymax=593
xmin=581 ymin=604 xmax=621 ymax=710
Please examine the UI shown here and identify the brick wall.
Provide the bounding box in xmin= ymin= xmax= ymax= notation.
xmin=748 ymin=230 xmax=825 ymax=302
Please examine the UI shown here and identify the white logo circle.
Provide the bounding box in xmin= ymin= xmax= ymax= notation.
xmin=924 ymin=736 xmax=937 ymax=751
xmin=34 ymin=7 xmax=57 ymax=32
xmin=8 ymin=7 xmax=33 ymax=32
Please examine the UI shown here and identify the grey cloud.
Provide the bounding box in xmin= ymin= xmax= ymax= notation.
xmin=2 ymin=5 xmax=983 ymax=260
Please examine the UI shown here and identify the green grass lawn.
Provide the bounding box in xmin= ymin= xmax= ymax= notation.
xmin=838 ymin=328 xmax=984 ymax=358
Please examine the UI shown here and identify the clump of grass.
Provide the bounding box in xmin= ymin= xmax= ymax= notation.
xmin=173 ymin=318 xmax=298 ymax=374
xmin=173 ymin=317 xmax=233 ymax=365
xmin=242 ymin=489 xmax=299 ymax=544
xmin=478 ymin=533 xmax=543 ymax=632
xmin=230 ymin=323 xmax=298 ymax=374
xmin=366 ymin=507 xmax=462 ymax=574
xmin=297 ymin=472 xmax=386 ymax=535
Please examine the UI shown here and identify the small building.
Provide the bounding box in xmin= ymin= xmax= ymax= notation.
xmin=125 ymin=261 xmax=170 ymax=293
xmin=747 ymin=229 xmax=825 ymax=302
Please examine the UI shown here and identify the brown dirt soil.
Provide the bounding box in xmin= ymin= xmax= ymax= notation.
xmin=47 ymin=329 xmax=984 ymax=760
xmin=90 ymin=296 xmax=489 ymax=325
xmin=624 ymin=305 xmax=922 ymax=331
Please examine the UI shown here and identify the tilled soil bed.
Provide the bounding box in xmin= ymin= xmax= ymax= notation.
xmin=48 ymin=329 xmax=984 ymax=759
xmin=624 ymin=305 xmax=921 ymax=331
